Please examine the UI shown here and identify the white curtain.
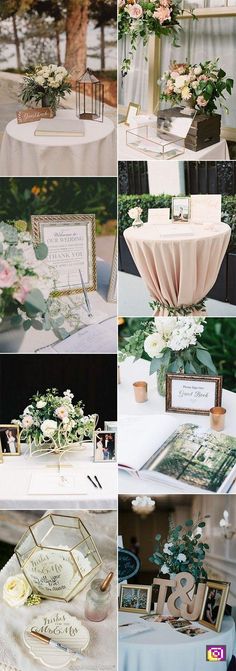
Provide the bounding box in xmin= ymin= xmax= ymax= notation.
xmin=160 ymin=17 xmax=236 ymax=128
xmin=118 ymin=37 xmax=149 ymax=109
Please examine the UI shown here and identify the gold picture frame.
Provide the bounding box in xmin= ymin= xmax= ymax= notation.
xmin=172 ymin=197 xmax=191 ymax=223
xmin=119 ymin=584 xmax=152 ymax=614
xmin=32 ymin=214 xmax=97 ymax=297
xmin=199 ymin=581 xmax=230 ymax=632
xmin=107 ymin=235 xmax=117 ymax=303
xmin=166 ymin=374 xmax=223 ymax=416
xmin=0 ymin=424 xmax=20 ymax=456
xmin=124 ymin=102 xmax=141 ymax=126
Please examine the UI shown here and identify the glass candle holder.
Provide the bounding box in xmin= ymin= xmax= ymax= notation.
xmin=210 ymin=406 xmax=226 ymax=432
xmin=133 ymin=381 xmax=148 ymax=403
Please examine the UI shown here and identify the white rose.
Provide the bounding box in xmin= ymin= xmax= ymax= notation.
xmin=174 ymin=75 xmax=188 ymax=90
xmin=161 ymin=564 xmax=169 ymax=574
xmin=191 ymin=80 xmax=199 ymax=89
xmin=177 ymin=553 xmax=187 ymax=562
xmin=194 ymin=66 xmax=202 ymax=75
xmin=144 ymin=333 xmax=166 ymax=359
xmin=36 ymin=400 xmax=46 ymax=409
xmin=22 ymin=415 xmax=34 ymax=428
xmin=3 ymin=574 xmax=32 ymax=607
xmin=128 ymin=207 xmax=142 ymax=220
xmin=41 ymin=419 xmax=57 ymax=437
xmin=35 ymin=76 xmax=45 ymax=86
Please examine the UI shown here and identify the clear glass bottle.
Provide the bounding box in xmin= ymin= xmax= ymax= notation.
xmin=85 ymin=578 xmax=111 ymax=622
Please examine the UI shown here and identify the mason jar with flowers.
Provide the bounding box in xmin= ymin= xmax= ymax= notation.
xmin=13 ymin=388 xmax=97 ymax=457
xmin=119 ymin=317 xmax=217 ymax=396
xmin=20 ymin=64 xmax=72 ymax=114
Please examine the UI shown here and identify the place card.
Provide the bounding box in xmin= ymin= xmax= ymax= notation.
xmin=24 ymin=610 xmax=90 ymax=668
xmin=166 ymin=374 xmax=222 ymax=415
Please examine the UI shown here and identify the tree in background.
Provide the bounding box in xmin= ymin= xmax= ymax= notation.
xmin=0 ymin=0 xmax=34 ymax=69
xmin=89 ymin=0 xmax=116 ymax=70
xmin=64 ymin=0 xmax=89 ymax=78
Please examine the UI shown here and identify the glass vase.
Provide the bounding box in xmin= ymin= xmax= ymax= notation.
xmin=157 ymin=364 xmax=168 ymax=397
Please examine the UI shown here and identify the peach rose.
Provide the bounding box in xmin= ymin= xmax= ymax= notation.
xmin=126 ymin=3 xmax=143 ymax=18
xmin=0 ymin=260 xmax=17 ymax=288
xmin=197 ymin=95 xmax=208 ymax=107
xmin=13 ymin=278 xmax=31 ymax=304
xmin=154 ymin=5 xmax=171 ymax=22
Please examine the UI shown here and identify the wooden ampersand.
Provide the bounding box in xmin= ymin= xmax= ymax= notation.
xmin=153 ymin=572 xmax=205 ymax=621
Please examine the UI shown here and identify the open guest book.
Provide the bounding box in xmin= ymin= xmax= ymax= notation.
xmin=34 ymin=118 xmax=85 ymax=136
xmin=119 ymin=416 xmax=236 ymax=493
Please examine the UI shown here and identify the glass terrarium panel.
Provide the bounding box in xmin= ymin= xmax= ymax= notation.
xmin=72 ymin=539 xmax=101 ymax=575
xmin=15 ymin=529 xmax=36 ymax=565
xmin=30 ymin=514 xmax=53 ymax=545
xmin=40 ymin=524 xmax=85 ymax=550
xmin=23 ymin=547 xmax=80 ymax=600
xmin=126 ymin=124 xmax=185 ymax=160
xmin=51 ymin=514 xmax=79 ymax=530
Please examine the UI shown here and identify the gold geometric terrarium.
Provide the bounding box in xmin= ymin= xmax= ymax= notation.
xmin=15 ymin=513 xmax=102 ymax=602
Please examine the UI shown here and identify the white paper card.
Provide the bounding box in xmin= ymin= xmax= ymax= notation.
xmin=171 ymin=378 xmax=216 ymax=411
xmin=190 ymin=195 xmax=222 ymax=224
xmin=42 ymin=222 xmax=89 ymax=290
xmin=28 ymin=473 xmax=88 ymax=495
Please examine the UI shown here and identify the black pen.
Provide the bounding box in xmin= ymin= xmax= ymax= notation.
xmin=87 ymin=475 xmax=97 ymax=488
xmin=94 ymin=475 xmax=102 ymax=489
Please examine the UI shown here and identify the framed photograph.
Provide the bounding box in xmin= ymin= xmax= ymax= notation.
xmin=119 ymin=585 xmax=152 ymax=614
xmin=104 ymin=421 xmax=117 ymax=433
xmin=107 ymin=235 xmax=117 ymax=303
xmin=172 ymin=197 xmax=190 ymax=223
xmin=125 ymin=102 xmax=141 ymax=126
xmin=0 ymin=425 xmax=20 ymax=455
xmin=94 ymin=431 xmax=117 ymax=462
xmin=199 ymin=581 xmax=230 ymax=632
xmin=32 ymin=214 xmax=97 ymax=296
xmin=166 ymin=374 xmax=222 ymax=416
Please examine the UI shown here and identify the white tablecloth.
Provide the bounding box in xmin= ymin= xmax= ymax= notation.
xmin=0 ymin=444 xmax=117 ymax=510
xmin=0 ymin=110 xmax=116 ymax=176
xmin=118 ymin=123 xmax=230 ymax=161
xmin=119 ymin=611 xmax=235 ymax=671
xmin=0 ymin=511 xmax=117 ymax=671
xmin=118 ymin=358 xmax=236 ymax=494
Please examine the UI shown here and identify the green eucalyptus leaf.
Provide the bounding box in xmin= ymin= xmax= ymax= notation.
xmin=34 ymin=243 xmax=48 ymax=260
xmin=24 ymin=289 xmax=47 ymax=315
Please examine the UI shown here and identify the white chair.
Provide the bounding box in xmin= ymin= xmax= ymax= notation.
xmin=147 ymin=208 xmax=170 ymax=224
xmin=190 ymin=195 xmax=222 ymax=224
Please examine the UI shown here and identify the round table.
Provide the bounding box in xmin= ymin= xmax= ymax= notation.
xmin=0 ymin=109 xmax=116 ymax=176
xmin=124 ymin=222 xmax=231 ymax=314
xmin=119 ymin=612 xmax=235 ymax=671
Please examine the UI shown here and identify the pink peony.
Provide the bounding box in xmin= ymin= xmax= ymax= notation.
xmin=154 ymin=5 xmax=171 ymax=22
xmin=197 ymin=95 xmax=208 ymax=107
xmin=126 ymin=3 xmax=143 ymax=18
xmin=160 ymin=0 xmax=171 ymax=6
xmin=0 ymin=260 xmax=17 ymax=288
xmin=13 ymin=278 xmax=31 ymax=304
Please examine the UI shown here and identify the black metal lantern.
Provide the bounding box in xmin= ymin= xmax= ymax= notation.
xmin=76 ymin=68 xmax=104 ymax=123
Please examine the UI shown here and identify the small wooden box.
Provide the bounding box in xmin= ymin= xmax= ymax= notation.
xmin=158 ymin=108 xmax=221 ymax=153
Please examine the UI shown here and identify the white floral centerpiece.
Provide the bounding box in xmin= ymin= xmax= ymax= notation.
xmin=20 ymin=64 xmax=72 ymax=113
xmin=150 ymin=514 xmax=210 ymax=583
xmin=13 ymin=388 xmax=97 ymax=456
xmin=119 ymin=317 xmax=217 ymax=395
xmin=161 ymin=59 xmax=233 ymax=114
xmin=128 ymin=206 xmax=143 ymax=227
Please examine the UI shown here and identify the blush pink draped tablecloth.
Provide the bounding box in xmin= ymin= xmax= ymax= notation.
xmin=124 ymin=222 xmax=231 ymax=315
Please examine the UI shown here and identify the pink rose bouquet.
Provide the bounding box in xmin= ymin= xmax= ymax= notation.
xmin=118 ymin=0 xmax=186 ymax=76
xmin=161 ymin=59 xmax=233 ymax=115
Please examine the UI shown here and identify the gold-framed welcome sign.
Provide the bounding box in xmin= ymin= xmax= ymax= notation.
xmin=166 ymin=374 xmax=222 ymax=416
xmin=32 ymin=214 xmax=97 ymax=296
